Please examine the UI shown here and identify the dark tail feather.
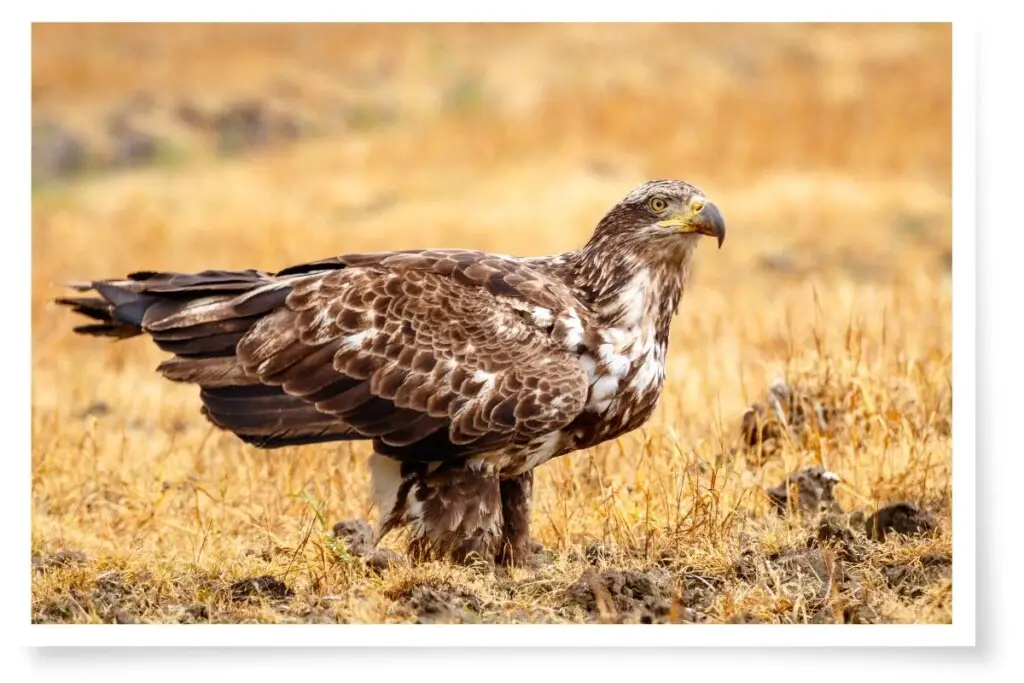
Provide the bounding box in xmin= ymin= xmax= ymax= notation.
xmin=55 ymin=269 xmax=281 ymax=340
xmin=53 ymin=295 xmax=145 ymax=339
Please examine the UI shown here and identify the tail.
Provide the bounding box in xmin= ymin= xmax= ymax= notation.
xmin=55 ymin=268 xmax=360 ymax=448
xmin=56 ymin=269 xmax=282 ymax=339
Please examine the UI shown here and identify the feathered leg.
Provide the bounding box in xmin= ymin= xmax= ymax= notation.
xmin=371 ymin=454 xmax=502 ymax=564
xmin=496 ymin=470 xmax=534 ymax=566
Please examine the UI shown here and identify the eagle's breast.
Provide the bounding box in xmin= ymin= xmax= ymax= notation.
xmin=569 ymin=324 xmax=666 ymax=449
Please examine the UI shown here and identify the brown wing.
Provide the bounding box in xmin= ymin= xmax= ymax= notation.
xmin=223 ymin=263 xmax=589 ymax=459
xmin=58 ymin=251 xmax=591 ymax=460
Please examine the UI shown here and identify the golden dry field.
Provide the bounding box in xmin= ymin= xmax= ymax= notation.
xmin=31 ymin=23 xmax=952 ymax=624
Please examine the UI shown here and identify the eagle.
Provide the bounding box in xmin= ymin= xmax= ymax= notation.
xmin=56 ymin=179 xmax=725 ymax=565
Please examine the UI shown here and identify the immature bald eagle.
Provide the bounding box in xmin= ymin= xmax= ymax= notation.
xmin=57 ymin=180 xmax=725 ymax=565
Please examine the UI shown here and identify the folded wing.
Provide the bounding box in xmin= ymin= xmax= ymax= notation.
xmin=57 ymin=252 xmax=591 ymax=462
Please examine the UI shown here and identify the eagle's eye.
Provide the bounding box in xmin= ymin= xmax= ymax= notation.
xmin=648 ymin=197 xmax=669 ymax=213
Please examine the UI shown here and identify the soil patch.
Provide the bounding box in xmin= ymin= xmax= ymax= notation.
xmin=388 ymin=582 xmax=485 ymax=624
xmin=565 ymin=568 xmax=674 ymax=623
xmin=229 ymin=575 xmax=294 ymax=602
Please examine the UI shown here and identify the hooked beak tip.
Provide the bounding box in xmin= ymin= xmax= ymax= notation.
xmin=692 ymin=201 xmax=725 ymax=249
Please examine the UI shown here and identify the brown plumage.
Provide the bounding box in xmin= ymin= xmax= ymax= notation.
xmin=56 ymin=179 xmax=725 ymax=565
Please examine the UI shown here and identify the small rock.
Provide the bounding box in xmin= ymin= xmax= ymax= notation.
xmin=865 ymin=502 xmax=934 ymax=541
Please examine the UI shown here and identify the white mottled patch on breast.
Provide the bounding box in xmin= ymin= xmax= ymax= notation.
xmin=588 ymin=374 xmax=619 ymax=412
xmin=579 ymin=354 xmax=598 ymax=381
xmin=631 ymin=351 xmax=661 ymax=392
xmin=599 ymin=345 xmax=631 ymax=378
xmin=532 ymin=306 xmax=553 ymax=327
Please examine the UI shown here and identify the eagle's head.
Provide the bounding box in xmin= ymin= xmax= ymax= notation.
xmin=592 ymin=179 xmax=726 ymax=250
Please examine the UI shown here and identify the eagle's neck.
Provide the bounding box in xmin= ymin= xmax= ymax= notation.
xmin=538 ymin=233 xmax=699 ymax=449
xmin=565 ymin=234 xmax=698 ymax=344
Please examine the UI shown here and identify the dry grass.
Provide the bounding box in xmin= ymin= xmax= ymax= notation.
xmin=31 ymin=23 xmax=952 ymax=624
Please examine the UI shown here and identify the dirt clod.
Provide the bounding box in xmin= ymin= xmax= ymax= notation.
xmin=766 ymin=467 xmax=842 ymax=516
xmin=230 ymin=575 xmax=294 ymax=602
xmin=742 ymin=380 xmax=837 ymax=443
xmin=391 ymin=582 xmax=484 ymax=624
xmin=810 ymin=517 xmax=864 ymax=562
xmin=34 ymin=550 xmax=88 ymax=571
xmin=333 ymin=518 xmax=374 ymax=556
xmin=865 ymin=502 xmax=934 ymax=541
xmin=179 ymin=603 xmax=210 ymax=623
xmin=580 ymin=541 xmax=619 ymax=566
xmin=566 ymin=568 xmax=672 ymax=623
xmin=883 ymin=552 xmax=951 ymax=600
xmin=365 ymin=548 xmax=404 ymax=574
xmin=676 ymin=573 xmax=723 ymax=617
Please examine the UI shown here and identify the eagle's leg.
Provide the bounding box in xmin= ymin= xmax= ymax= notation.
xmin=371 ymin=454 xmax=502 ymax=565
xmin=496 ymin=470 xmax=534 ymax=566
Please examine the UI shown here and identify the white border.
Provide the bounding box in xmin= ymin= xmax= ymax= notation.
xmin=16 ymin=5 xmax=973 ymax=652
xmin=27 ymin=623 xmax=970 ymax=648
